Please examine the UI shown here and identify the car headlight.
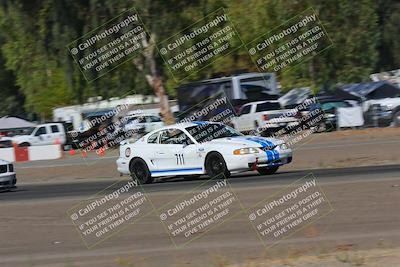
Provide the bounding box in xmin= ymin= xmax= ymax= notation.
xmin=278 ymin=143 xmax=288 ymax=150
xmin=233 ymin=147 xmax=260 ymax=155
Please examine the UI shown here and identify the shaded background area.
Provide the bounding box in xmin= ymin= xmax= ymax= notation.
xmin=0 ymin=0 xmax=398 ymax=120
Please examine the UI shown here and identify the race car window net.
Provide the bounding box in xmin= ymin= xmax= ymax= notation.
xmin=147 ymin=132 xmax=159 ymax=144
xmin=159 ymin=129 xmax=193 ymax=145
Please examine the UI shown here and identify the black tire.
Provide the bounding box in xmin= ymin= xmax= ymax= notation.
xmin=205 ymin=152 xmax=231 ymax=178
xmin=129 ymin=158 xmax=153 ymax=184
xmin=393 ymin=110 xmax=400 ymax=127
xmin=18 ymin=142 xmax=30 ymax=147
xmin=257 ymin=166 xmax=279 ymax=175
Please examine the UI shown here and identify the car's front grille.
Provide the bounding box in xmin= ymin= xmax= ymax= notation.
xmin=8 ymin=164 xmax=13 ymax=172
xmin=0 ymin=180 xmax=11 ymax=186
xmin=0 ymin=165 xmax=7 ymax=174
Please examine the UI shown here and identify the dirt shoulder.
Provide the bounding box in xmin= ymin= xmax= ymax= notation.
xmin=227 ymin=247 xmax=400 ymax=267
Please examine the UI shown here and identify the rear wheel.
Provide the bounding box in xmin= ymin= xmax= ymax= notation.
xmin=129 ymin=158 xmax=153 ymax=184
xmin=257 ymin=166 xmax=279 ymax=175
xmin=205 ymin=152 xmax=231 ymax=178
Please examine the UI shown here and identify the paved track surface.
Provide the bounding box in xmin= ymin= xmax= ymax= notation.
xmin=1 ymin=164 xmax=399 ymax=201
xmin=0 ymin=164 xmax=399 ymax=267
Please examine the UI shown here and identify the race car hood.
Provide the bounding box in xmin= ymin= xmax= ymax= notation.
xmin=0 ymin=159 xmax=10 ymax=165
xmin=208 ymin=136 xmax=282 ymax=149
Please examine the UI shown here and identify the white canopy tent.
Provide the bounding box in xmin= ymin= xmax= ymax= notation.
xmin=0 ymin=116 xmax=36 ymax=130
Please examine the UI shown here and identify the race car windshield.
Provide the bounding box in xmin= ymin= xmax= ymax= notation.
xmin=186 ymin=123 xmax=243 ymax=143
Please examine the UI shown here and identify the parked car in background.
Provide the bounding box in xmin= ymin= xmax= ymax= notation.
xmin=318 ymin=99 xmax=353 ymax=131
xmin=0 ymin=159 xmax=16 ymax=191
xmin=295 ymin=98 xmax=353 ymax=132
xmin=177 ymin=73 xmax=279 ymax=118
xmin=0 ymin=123 xmax=67 ymax=147
xmin=0 ymin=140 xmax=13 ymax=148
xmin=231 ymin=101 xmax=298 ymax=135
xmin=119 ymin=114 xmax=164 ymax=135
xmin=363 ymin=97 xmax=400 ymax=127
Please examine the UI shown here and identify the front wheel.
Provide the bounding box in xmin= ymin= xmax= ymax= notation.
xmin=205 ymin=152 xmax=231 ymax=178
xmin=257 ymin=166 xmax=279 ymax=175
xmin=129 ymin=158 xmax=153 ymax=184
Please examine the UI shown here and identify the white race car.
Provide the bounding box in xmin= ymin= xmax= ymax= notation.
xmin=116 ymin=122 xmax=292 ymax=184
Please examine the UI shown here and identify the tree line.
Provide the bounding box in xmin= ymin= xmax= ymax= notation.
xmin=0 ymin=0 xmax=398 ymax=120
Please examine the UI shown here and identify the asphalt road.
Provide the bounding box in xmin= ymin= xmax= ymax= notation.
xmin=0 ymin=164 xmax=399 ymax=267
xmin=1 ymin=164 xmax=399 ymax=201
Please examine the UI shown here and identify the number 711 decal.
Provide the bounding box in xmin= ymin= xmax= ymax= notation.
xmin=175 ymin=153 xmax=185 ymax=165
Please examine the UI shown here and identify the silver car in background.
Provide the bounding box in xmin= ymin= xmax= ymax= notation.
xmin=0 ymin=159 xmax=16 ymax=191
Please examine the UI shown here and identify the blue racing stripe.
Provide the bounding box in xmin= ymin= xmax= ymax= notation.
xmin=192 ymin=121 xmax=208 ymax=126
xmin=233 ymin=136 xmax=280 ymax=163
xmin=272 ymin=150 xmax=280 ymax=162
xmin=247 ymin=137 xmax=274 ymax=149
xmin=265 ymin=150 xmax=273 ymax=162
xmin=151 ymin=167 xmax=202 ymax=174
xmin=232 ymin=136 xmax=280 ymax=163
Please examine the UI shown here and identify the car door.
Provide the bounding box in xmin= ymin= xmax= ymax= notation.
xmin=144 ymin=130 xmax=161 ymax=172
xmin=155 ymin=128 xmax=199 ymax=173
xmin=32 ymin=126 xmax=50 ymax=145
xmin=49 ymin=124 xmax=65 ymax=144
xmin=236 ymin=104 xmax=252 ymax=131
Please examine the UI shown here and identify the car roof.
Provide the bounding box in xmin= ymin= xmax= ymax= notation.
xmin=243 ymin=100 xmax=280 ymax=106
xmin=144 ymin=121 xmax=219 ymax=136
xmin=38 ymin=123 xmax=60 ymax=127
xmin=161 ymin=121 xmax=219 ymax=130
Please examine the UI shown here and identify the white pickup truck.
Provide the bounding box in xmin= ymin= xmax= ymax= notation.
xmin=1 ymin=123 xmax=67 ymax=147
xmin=231 ymin=101 xmax=298 ymax=134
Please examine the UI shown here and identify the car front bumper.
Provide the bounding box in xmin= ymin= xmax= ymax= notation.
xmin=225 ymin=149 xmax=293 ymax=172
xmin=117 ymin=157 xmax=130 ymax=175
xmin=0 ymin=173 xmax=17 ymax=189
